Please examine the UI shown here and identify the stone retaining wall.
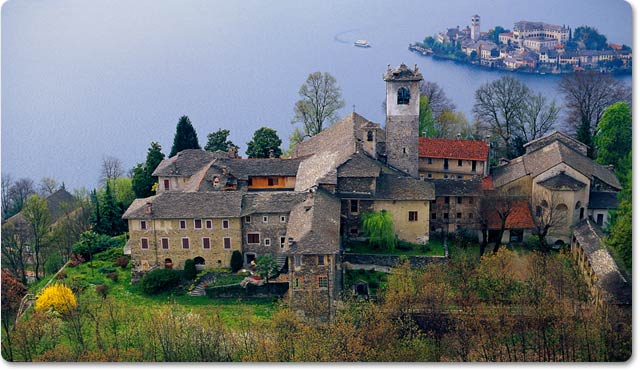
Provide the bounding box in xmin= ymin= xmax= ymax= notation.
xmin=343 ymin=253 xmax=447 ymax=268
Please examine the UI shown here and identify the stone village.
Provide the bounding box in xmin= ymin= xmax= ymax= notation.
xmin=122 ymin=64 xmax=629 ymax=317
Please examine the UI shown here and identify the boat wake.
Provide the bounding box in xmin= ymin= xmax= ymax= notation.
xmin=334 ymin=28 xmax=360 ymax=44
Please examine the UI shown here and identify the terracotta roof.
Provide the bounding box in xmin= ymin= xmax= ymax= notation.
xmin=482 ymin=176 xmax=494 ymax=190
xmin=488 ymin=199 xmax=534 ymax=229
xmin=418 ymin=138 xmax=489 ymax=161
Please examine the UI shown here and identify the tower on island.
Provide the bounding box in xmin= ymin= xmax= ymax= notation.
xmin=383 ymin=63 xmax=423 ymax=178
xmin=471 ymin=14 xmax=480 ymax=41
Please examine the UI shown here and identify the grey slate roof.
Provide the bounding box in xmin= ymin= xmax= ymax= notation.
xmin=376 ymin=174 xmax=435 ymax=200
xmin=152 ymin=150 xmax=226 ymax=177
xmin=223 ymin=158 xmax=303 ymax=180
xmin=122 ymin=192 xmax=243 ymax=219
xmin=241 ymin=192 xmax=307 ymax=216
xmin=491 ymin=139 xmax=620 ymax=190
xmin=383 ymin=63 xmax=424 ymax=82
xmin=431 ymin=178 xmax=483 ymax=196
xmin=337 ymin=152 xmax=382 ymax=178
xmin=537 ymin=173 xmax=587 ymax=191
xmin=4 ymin=188 xmax=78 ymax=229
xmin=287 ymin=189 xmax=341 ymax=255
xmin=573 ymin=219 xmax=631 ymax=305
xmin=588 ymin=192 xmax=619 ymax=209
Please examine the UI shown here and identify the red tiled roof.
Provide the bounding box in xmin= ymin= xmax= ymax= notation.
xmin=488 ymin=199 xmax=535 ymax=229
xmin=482 ymin=176 xmax=493 ymax=190
xmin=419 ymin=138 xmax=489 ymax=161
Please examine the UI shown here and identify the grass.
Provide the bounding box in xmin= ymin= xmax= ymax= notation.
xmin=344 ymin=239 xmax=445 ymax=257
xmin=41 ymin=247 xmax=278 ymax=329
xmin=344 ymin=268 xmax=389 ymax=297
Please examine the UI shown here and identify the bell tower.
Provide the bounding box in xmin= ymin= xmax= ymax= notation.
xmin=383 ymin=63 xmax=423 ymax=177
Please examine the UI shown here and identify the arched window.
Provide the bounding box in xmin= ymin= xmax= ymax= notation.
xmin=367 ymin=130 xmax=373 ymax=142
xmin=556 ymin=204 xmax=569 ymax=225
xmin=194 ymin=256 xmax=205 ymax=265
xmin=397 ymin=87 xmax=410 ymax=105
xmin=540 ymin=199 xmax=549 ymax=208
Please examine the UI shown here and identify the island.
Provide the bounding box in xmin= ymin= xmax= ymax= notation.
xmin=410 ymin=15 xmax=632 ymax=74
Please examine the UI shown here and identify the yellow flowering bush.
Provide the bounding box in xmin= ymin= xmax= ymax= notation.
xmin=34 ymin=283 xmax=77 ymax=313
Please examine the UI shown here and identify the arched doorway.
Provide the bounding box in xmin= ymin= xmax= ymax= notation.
xmin=164 ymin=258 xmax=173 ymax=269
xmin=194 ymin=256 xmax=206 ymax=271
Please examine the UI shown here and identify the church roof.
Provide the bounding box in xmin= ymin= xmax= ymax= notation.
xmin=418 ymin=138 xmax=489 ymax=161
xmin=537 ymin=173 xmax=587 ymax=191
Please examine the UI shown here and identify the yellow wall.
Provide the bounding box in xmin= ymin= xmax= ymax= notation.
xmin=419 ymin=157 xmax=485 ymax=179
xmin=248 ymin=176 xmax=296 ymax=189
xmin=373 ymin=200 xmax=430 ymax=243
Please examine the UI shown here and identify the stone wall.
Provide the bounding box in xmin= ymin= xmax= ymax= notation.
xmin=288 ymin=253 xmax=341 ymax=320
xmin=344 ymin=253 xmax=446 ymax=268
xmin=337 ymin=177 xmax=376 ymax=194
xmin=205 ymin=282 xmax=289 ymax=298
xmin=242 ymin=212 xmax=289 ymax=263
xmin=340 ymin=199 xmax=374 ymax=237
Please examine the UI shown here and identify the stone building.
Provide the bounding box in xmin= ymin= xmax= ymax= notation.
xmin=418 ymin=138 xmax=489 ymax=179
xmin=488 ymin=131 xmax=620 ymax=244
xmin=429 ymin=178 xmax=483 ymax=234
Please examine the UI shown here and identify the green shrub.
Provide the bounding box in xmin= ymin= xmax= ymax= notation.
xmin=230 ymin=250 xmax=243 ymax=272
xmin=115 ymin=256 xmax=130 ymax=268
xmin=140 ymin=269 xmax=180 ymax=295
xmin=183 ymin=259 xmax=197 ymax=281
xmin=106 ymin=272 xmax=119 ymax=282
xmin=72 ymin=231 xmax=123 ymax=261
xmin=96 ymin=284 xmax=109 ymax=298
xmin=87 ymin=279 xmax=105 ymax=285
xmin=44 ymin=252 xmax=65 ymax=275
xmin=98 ymin=266 xmax=117 ymax=274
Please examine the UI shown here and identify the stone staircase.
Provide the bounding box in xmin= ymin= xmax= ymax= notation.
xmin=189 ymin=272 xmax=216 ymax=297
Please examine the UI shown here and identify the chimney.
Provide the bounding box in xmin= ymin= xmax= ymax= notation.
xmin=145 ymin=202 xmax=153 ymax=215
xmin=228 ymin=146 xmax=238 ymax=159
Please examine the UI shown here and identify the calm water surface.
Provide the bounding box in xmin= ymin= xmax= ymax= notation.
xmin=2 ymin=0 xmax=632 ymax=189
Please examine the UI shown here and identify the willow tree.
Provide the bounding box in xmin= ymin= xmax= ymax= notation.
xmin=362 ymin=210 xmax=396 ymax=251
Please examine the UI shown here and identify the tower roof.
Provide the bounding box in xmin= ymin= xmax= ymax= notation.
xmin=383 ymin=63 xmax=423 ymax=82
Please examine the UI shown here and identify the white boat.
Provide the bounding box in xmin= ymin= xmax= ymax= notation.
xmin=354 ymin=40 xmax=371 ymax=48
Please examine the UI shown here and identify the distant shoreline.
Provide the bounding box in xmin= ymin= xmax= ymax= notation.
xmin=408 ymin=44 xmax=632 ymax=76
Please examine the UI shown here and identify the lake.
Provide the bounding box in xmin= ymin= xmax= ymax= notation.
xmin=1 ymin=0 xmax=632 ymax=190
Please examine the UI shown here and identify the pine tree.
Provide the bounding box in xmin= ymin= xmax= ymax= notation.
xmin=132 ymin=142 xmax=165 ymax=198
xmin=169 ymin=116 xmax=201 ymax=157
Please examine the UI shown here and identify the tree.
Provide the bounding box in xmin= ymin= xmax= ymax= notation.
xmin=132 ymin=141 xmax=165 ymax=198
xmin=362 ymin=210 xmax=396 ymax=251
xmin=517 ymin=93 xmax=559 ymax=144
xmin=38 ymin=177 xmax=59 ymax=196
xmin=292 ymin=72 xmax=345 ymax=136
xmin=487 ymin=26 xmax=508 ymax=44
xmin=285 ymin=126 xmax=305 ymax=158
xmin=435 ymin=110 xmax=472 ymax=139
xmin=530 ymin=193 xmax=566 ymax=251
xmin=473 ymin=76 xmax=530 ymax=158
xmin=490 ymin=192 xmax=516 ymax=254
xmin=6 ymin=177 xmax=35 ymax=219
xmin=204 ymin=129 xmax=236 ymax=152
xmin=1 ymin=269 xmax=27 ymax=361
xmin=594 ymin=102 xmax=631 ymax=171
xmin=1 ymin=174 xmax=13 ymax=220
xmin=22 ymin=194 xmax=51 ymax=280
xmin=418 ymin=96 xmax=438 ymax=138
xmin=91 ymin=181 xmax=126 ymax=236
xmin=246 ymin=127 xmax=283 ymax=158
xmin=230 ymin=251 xmax=243 ymax=273
xmin=573 ymin=26 xmax=607 ymax=50
xmin=34 ymin=283 xmax=77 ymax=314
xmin=558 ymin=71 xmax=631 ymax=157
xmin=101 ymin=156 xmax=124 ymax=185
xmin=256 ymin=255 xmax=279 ymax=283
xmin=169 ymin=115 xmax=201 ymax=157
xmin=419 ymin=81 xmax=455 ymax=119
xmin=183 ymin=259 xmax=197 ymax=281
xmin=1 ymin=221 xmax=29 ymax=284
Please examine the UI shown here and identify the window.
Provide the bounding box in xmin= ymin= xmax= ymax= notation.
xmin=318 ymin=255 xmax=325 ymax=265
xmin=431 ymin=212 xmax=436 ymax=220
xmin=469 ymin=198 xmax=474 ymax=205
xmin=367 ymin=131 xmax=373 ymax=141
xmin=205 ymin=220 xmax=213 ymax=229
xmin=457 ymin=175 xmax=463 ymax=179
xmin=318 ymin=276 xmax=329 ymax=288
xmin=194 ymin=219 xmax=202 ymax=229
xmin=245 ymin=216 xmax=251 ymax=223
xmin=350 ymin=227 xmax=359 ymax=235
xmin=247 ymin=178 xmax=253 ymax=186
xmin=350 ymin=200 xmax=359 ymax=214
xmin=292 ymin=277 xmax=301 ymax=289
xmin=456 ymin=212 xmax=462 ymax=219
xmin=444 ymin=175 xmax=449 ymax=179
xmin=468 ymin=213 xmax=473 ymax=219
xmin=457 ymin=196 xmax=462 ymax=204
xmin=222 ymin=219 xmax=229 ymax=229
xmin=280 ymin=236 xmax=286 ymax=248
xmin=202 ymin=237 xmax=211 ymax=249
xmin=444 ymin=159 xmax=449 ymax=170
xmin=268 ymin=177 xmax=279 ymax=186
xmin=427 ymin=173 xmax=433 ymax=178
xmin=427 ymin=158 xmax=433 ymax=165
xmin=262 ymin=216 xmax=269 ymax=223
xmin=280 ymin=215 xmax=287 ymax=223
xmin=443 ymin=213 xmax=449 ymax=220
xmin=596 ymin=214 xmax=604 ymax=226
xmin=161 ymin=238 xmax=169 ymax=250
xmin=163 ymin=179 xmax=170 ymax=190
xmin=141 ymin=238 xmax=149 ymax=250
xmin=181 ymin=238 xmax=190 ymax=249
xmin=510 ymin=229 xmax=524 ymax=242
xmin=295 ymin=255 xmax=302 ymax=267
xmin=179 ymin=220 xmax=186 ymax=229
xmin=580 ymin=207 xmax=585 ymax=219
xmin=408 ymin=211 xmax=418 ymax=222
xmin=223 ymin=237 xmax=231 ymax=249
xmin=444 ymin=196 xmax=450 ymax=204
xmin=472 ymin=160 xmax=477 ymax=172
xmin=458 ymin=159 xmax=463 ymax=166
xmin=397 ymin=87 xmax=410 ymax=105
xmin=140 ymin=220 xmax=147 ymax=230
xmin=247 ymin=233 xmax=260 ymax=244
xmin=264 ymin=238 xmax=271 ymax=247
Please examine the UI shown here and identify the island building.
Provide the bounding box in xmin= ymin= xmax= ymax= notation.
xmin=470 ymin=14 xmax=480 ymax=41
xmin=122 ymin=65 xmax=623 ymax=318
